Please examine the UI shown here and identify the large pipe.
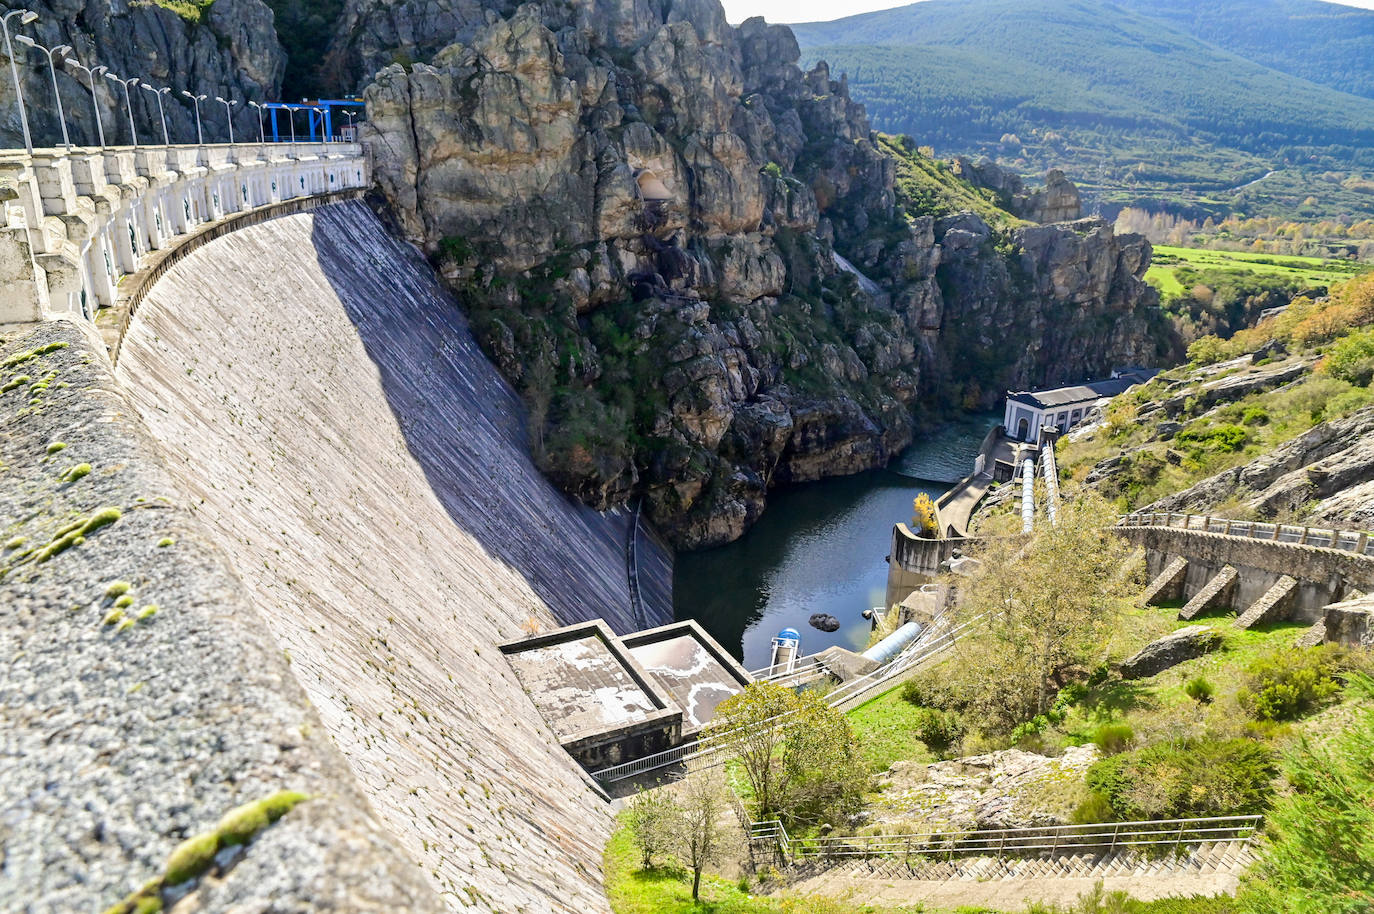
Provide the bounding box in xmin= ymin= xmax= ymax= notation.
xmin=862 ymin=621 xmax=923 ymax=665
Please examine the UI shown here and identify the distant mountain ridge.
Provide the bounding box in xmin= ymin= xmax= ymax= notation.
xmin=791 ymin=0 xmax=1374 ymax=220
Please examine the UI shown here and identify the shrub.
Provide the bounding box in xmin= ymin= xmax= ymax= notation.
xmin=910 ymin=706 xmax=963 ymax=751
xmin=1236 ymin=647 xmax=1342 ymax=721
xmin=911 ymin=492 xmax=939 ymax=538
xmin=1184 ymin=676 xmax=1215 ymax=704
xmin=1071 ymin=791 xmax=1117 ymax=825
xmin=1239 ymin=406 xmax=1269 ymax=426
xmin=1086 ymin=738 xmax=1278 ymax=820
xmin=1092 ymin=722 xmax=1135 ymax=754
xmin=1321 ymin=325 xmax=1374 ymax=386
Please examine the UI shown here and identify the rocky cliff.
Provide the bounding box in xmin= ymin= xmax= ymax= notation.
xmin=0 ymin=0 xmax=282 ymax=148
xmin=353 ymin=0 xmax=1170 ymax=548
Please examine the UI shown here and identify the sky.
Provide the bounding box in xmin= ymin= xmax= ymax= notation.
xmin=720 ymin=0 xmax=1374 ymax=26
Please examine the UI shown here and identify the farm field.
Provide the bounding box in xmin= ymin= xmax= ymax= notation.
xmin=1146 ymin=245 xmax=1371 ymax=297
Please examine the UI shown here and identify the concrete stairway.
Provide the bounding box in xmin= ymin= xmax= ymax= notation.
xmin=1235 ymin=575 xmax=1297 ymax=629
xmin=1142 ymin=556 xmax=1189 ymax=606
xmin=795 ymin=841 xmax=1254 ymax=884
xmin=1179 ymin=565 xmax=1238 ymax=620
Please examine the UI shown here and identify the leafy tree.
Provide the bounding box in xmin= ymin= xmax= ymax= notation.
xmin=708 ymin=682 xmax=863 ymax=827
xmin=911 ymin=492 xmax=939 ymax=538
xmin=1239 ymin=673 xmax=1374 ymax=913
xmin=625 ymin=787 xmax=678 ymax=869
xmin=948 ymin=495 xmax=1136 ymax=732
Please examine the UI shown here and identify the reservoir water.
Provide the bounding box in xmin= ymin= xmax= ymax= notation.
xmin=676 ymin=412 xmax=999 ymax=669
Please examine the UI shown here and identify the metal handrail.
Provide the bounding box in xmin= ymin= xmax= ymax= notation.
xmin=747 ymin=815 xmax=1260 ymax=864
xmin=1117 ymin=512 xmax=1374 ymax=556
xmin=590 ymin=610 xmax=985 ymax=783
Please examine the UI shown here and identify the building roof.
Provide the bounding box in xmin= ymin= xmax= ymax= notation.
xmin=620 ymin=621 xmax=750 ymax=734
xmin=1007 ymin=377 xmax=1136 ymax=410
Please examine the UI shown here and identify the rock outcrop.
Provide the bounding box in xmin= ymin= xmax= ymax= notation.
xmin=357 ymin=0 xmax=1168 ymax=548
xmin=952 ymin=156 xmax=1083 ymax=224
xmin=868 ymin=746 xmax=1099 ymax=833
xmin=1148 ymin=404 xmax=1374 ymax=528
xmin=1119 ymin=625 xmax=1222 ymax=679
xmin=0 ymin=0 xmax=283 ymax=148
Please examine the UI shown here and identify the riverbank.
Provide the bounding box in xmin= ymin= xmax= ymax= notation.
xmin=675 ymin=413 xmax=998 ymax=668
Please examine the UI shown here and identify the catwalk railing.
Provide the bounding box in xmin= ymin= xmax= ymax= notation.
xmin=1118 ymin=512 xmax=1374 ymax=556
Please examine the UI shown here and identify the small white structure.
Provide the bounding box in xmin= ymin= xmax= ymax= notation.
xmin=1003 ymin=367 xmax=1156 ymax=446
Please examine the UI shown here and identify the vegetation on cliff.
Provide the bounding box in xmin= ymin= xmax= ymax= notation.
xmin=793 ymin=0 xmax=1374 ymax=222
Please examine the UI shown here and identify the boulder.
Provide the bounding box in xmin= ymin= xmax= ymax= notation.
xmin=1119 ymin=625 xmax=1221 ymax=679
xmin=808 ymin=612 xmax=841 ymax=632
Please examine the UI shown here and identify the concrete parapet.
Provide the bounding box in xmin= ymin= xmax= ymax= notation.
xmin=1121 ymin=524 xmax=1374 ymax=623
xmin=0 ymin=142 xmax=369 ymax=325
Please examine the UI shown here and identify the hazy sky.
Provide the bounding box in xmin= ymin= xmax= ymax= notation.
xmin=721 ymin=0 xmax=1374 ymax=26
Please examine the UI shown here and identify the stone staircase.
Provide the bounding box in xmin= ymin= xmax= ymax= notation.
xmin=1141 ymin=556 xmax=1188 ymax=606
xmin=792 ymin=841 xmax=1254 ymax=884
xmin=1179 ymin=565 xmax=1238 ymax=620
xmin=1235 ymin=575 xmax=1297 ymax=630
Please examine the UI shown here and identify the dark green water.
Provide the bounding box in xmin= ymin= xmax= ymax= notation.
xmin=675 ymin=412 xmax=998 ymax=669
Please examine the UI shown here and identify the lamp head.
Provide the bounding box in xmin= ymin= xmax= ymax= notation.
xmin=180 ymin=89 xmax=191 ymax=99
xmin=53 ymin=44 xmax=70 ymax=57
xmin=103 ymin=71 xmax=119 ymax=82
xmin=92 ymin=65 xmax=106 ymax=77
xmin=13 ymin=33 xmax=33 ymax=47
xmin=20 ymin=10 xmax=37 ymax=24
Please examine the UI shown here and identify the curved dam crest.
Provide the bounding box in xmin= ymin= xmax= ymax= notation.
xmin=114 ymin=200 xmax=671 ymax=912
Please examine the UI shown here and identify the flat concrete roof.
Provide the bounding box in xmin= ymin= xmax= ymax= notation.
xmin=620 ymin=620 xmax=752 ymax=734
xmin=499 ymin=621 xmax=680 ymax=747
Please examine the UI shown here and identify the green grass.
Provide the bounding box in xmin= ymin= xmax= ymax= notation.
xmin=1148 ymin=245 xmax=1370 ymax=291
xmin=139 ymin=0 xmax=215 ymax=23
xmin=603 ymin=821 xmax=922 ymax=913
xmin=846 ymin=685 xmax=937 ymax=773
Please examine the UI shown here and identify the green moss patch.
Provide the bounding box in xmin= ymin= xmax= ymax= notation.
xmin=59 ymin=463 xmax=92 ymax=483
xmin=103 ymin=790 xmax=309 ymax=914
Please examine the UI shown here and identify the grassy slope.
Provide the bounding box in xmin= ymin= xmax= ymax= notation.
xmin=792 ymin=0 xmax=1374 ymax=220
xmin=1147 ymin=246 xmax=1373 ymax=291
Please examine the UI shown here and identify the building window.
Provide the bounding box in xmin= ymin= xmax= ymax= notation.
xmin=1070 ymin=409 xmax=1082 ymax=424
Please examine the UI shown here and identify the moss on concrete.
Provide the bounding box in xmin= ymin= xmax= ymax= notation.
xmin=102 ymin=790 xmax=310 ymax=914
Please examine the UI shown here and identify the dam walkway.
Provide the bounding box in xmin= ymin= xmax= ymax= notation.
xmin=0 ymin=142 xmax=368 ymax=330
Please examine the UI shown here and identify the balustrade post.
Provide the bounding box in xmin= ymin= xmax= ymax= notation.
xmin=1359 ymin=532 xmax=1369 ymax=554
xmin=1272 ymin=524 xmax=1281 ymax=541
xmin=1222 ymin=519 xmax=1231 ymax=535
xmin=1300 ymin=527 xmax=1310 ymax=546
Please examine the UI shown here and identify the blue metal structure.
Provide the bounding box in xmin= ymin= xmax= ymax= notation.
xmin=262 ymin=98 xmax=363 ymax=142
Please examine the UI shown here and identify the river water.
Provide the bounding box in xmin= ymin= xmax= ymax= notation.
xmin=675 ymin=412 xmax=999 ymax=669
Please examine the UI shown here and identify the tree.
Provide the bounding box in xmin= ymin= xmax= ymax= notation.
xmin=707 ymin=682 xmax=863 ymax=827
xmin=911 ymin=492 xmax=939 ymax=538
xmin=671 ymin=768 xmax=728 ymax=902
xmin=1240 ymin=673 xmax=1374 ymax=914
xmin=948 ymin=495 xmax=1137 ymax=733
xmin=625 ymin=787 xmax=677 ymax=869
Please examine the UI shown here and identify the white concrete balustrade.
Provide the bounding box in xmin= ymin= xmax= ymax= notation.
xmin=0 ymin=142 xmax=369 ymax=324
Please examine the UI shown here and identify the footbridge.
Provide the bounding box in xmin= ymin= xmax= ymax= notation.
xmin=0 ymin=141 xmax=368 ymax=332
xmin=1119 ymin=512 xmax=1374 ymax=638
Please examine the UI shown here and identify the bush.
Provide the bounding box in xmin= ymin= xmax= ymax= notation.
xmin=910 ymin=706 xmax=963 ymax=751
xmin=1236 ymin=647 xmax=1342 ymax=721
xmin=1184 ymin=676 xmax=1215 ymax=704
xmin=1321 ymin=325 xmax=1374 ymax=386
xmin=1092 ymin=722 xmax=1135 ymax=754
xmin=1086 ymin=738 xmax=1278 ymax=820
xmin=1071 ymin=790 xmax=1117 ymax=825
xmin=1239 ymin=406 xmax=1269 ymax=426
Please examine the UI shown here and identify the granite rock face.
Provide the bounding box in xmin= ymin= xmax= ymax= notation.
xmin=0 ymin=0 xmax=283 ymax=148
xmin=0 ymin=322 xmax=443 ymax=914
xmin=1119 ymin=625 xmax=1222 ymax=679
xmin=868 ymin=746 xmax=1100 ymax=832
xmin=358 ymin=0 xmax=1167 ymax=548
xmin=952 ymin=156 xmax=1083 ymax=224
xmin=1149 ymin=404 xmax=1374 ymax=529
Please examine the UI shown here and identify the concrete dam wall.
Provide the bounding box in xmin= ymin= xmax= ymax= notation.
xmin=104 ymin=200 xmax=674 ymax=912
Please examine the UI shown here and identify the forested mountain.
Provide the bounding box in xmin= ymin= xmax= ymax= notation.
xmin=792 ymin=0 xmax=1374 ymax=222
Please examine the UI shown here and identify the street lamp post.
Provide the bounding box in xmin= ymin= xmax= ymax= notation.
xmin=1 ymin=9 xmax=37 ymax=153
xmin=312 ymin=105 xmax=325 ymax=142
xmin=103 ymin=72 xmax=138 ymax=147
xmin=213 ymin=95 xmax=236 ymax=144
xmin=342 ymin=109 xmax=356 ymax=128
xmin=285 ymin=105 xmax=297 ymax=143
xmin=139 ymin=83 xmax=170 ymax=145
xmin=247 ymin=100 xmax=265 ymax=142
xmin=15 ymin=35 xmax=73 ymax=151
xmin=180 ymin=90 xmax=205 ymax=145
xmin=64 ymin=59 xmax=107 ymax=148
